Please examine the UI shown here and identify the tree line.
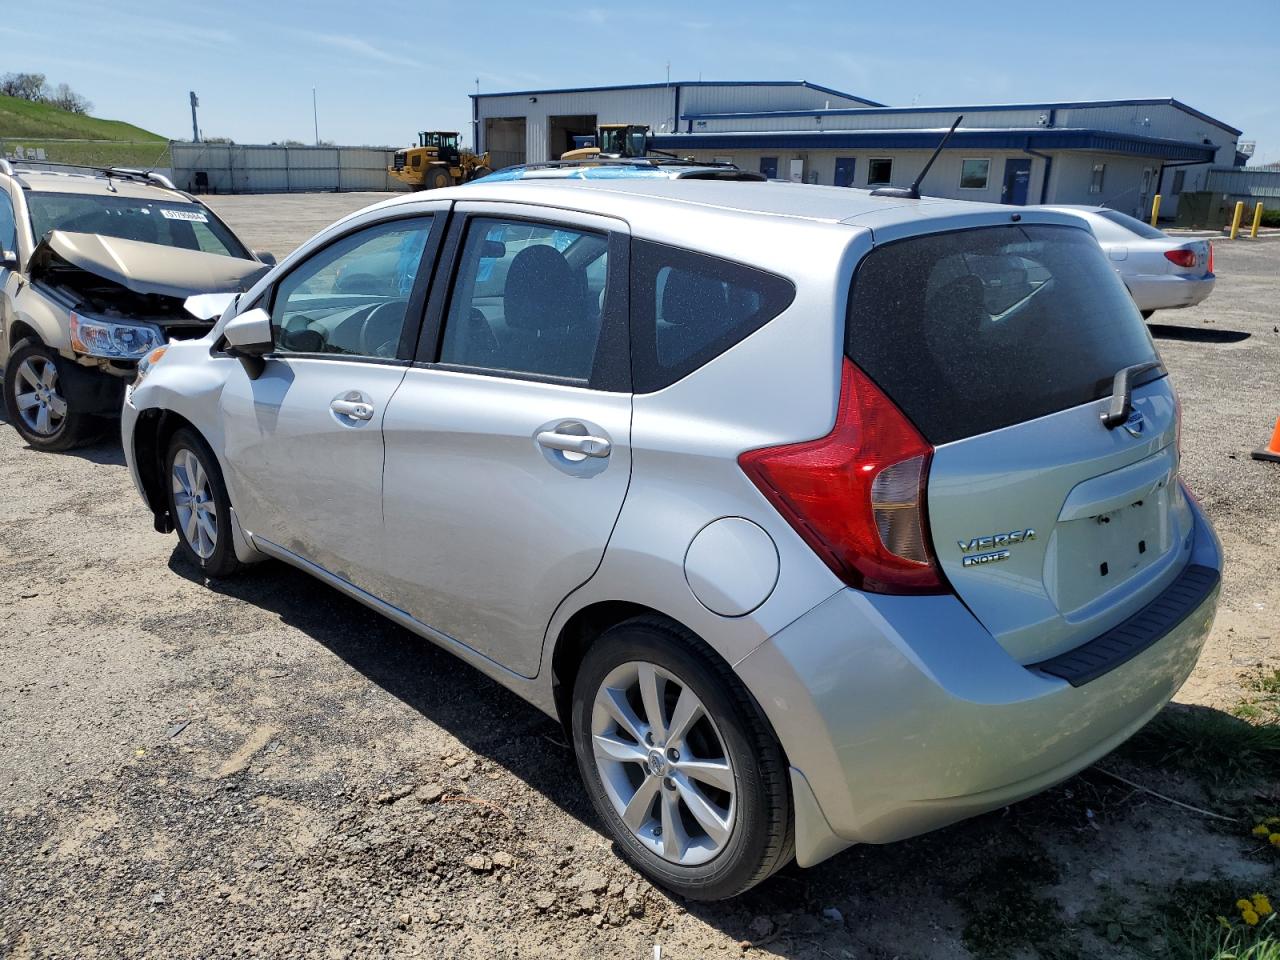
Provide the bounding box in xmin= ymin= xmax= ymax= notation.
xmin=1 ymin=72 xmax=93 ymax=115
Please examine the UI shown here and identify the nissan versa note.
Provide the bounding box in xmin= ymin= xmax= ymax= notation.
xmin=122 ymin=179 xmax=1221 ymax=901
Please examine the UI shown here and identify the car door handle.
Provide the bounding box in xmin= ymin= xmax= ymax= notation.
xmin=331 ymin=398 xmax=375 ymax=420
xmin=536 ymin=430 xmax=612 ymax=458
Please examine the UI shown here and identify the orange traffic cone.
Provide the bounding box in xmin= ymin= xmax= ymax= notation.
xmin=1253 ymin=417 xmax=1280 ymax=463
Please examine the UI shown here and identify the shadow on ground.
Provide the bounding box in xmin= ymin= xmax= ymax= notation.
xmin=1148 ymin=323 xmax=1252 ymax=344
xmin=159 ymin=544 xmax=1261 ymax=958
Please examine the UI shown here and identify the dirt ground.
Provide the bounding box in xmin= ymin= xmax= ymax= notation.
xmin=1 ymin=193 xmax=1276 ymax=959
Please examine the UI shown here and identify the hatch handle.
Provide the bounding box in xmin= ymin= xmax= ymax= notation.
xmin=1100 ymin=361 xmax=1163 ymax=429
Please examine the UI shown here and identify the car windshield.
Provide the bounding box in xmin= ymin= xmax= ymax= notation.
xmin=27 ymin=192 xmax=250 ymax=259
xmin=1096 ymin=209 xmax=1167 ymax=240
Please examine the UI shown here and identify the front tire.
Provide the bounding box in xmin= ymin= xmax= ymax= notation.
xmin=571 ymin=617 xmax=793 ymax=901
xmin=425 ymin=166 xmax=454 ymax=190
xmin=165 ymin=427 xmax=240 ymax=578
xmin=3 ymin=339 xmax=97 ymax=451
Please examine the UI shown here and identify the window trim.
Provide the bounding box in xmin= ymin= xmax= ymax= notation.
xmin=867 ymin=157 xmax=893 ymax=186
xmin=0 ymin=187 xmax=17 ymax=256
xmin=260 ymin=210 xmax=445 ymax=365
xmin=958 ymin=157 xmax=991 ymax=190
xmin=413 ymin=208 xmax=631 ymax=393
xmin=1090 ymin=162 xmax=1107 ymax=195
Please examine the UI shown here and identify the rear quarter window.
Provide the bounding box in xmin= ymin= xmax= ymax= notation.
xmin=630 ymin=239 xmax=794 ymax=393
xmin=846 ymin=223 xmax=1159 ymax=445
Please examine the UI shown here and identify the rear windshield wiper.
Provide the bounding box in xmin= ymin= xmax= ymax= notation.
xmin=1101 ymin=360 xmax=1164 ymax=428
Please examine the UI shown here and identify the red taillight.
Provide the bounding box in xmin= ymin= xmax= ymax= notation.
xmin=1164 ymin=248 xmax=1197 ymax=268
xmin=738 ymin=358 xmax=945 ymax=595
xmin=1207 ymin=242 xmax=1214 ymax=274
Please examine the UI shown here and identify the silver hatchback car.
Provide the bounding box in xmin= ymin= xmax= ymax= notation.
xmin=122 ymin=179 xmax=1221 ymax=901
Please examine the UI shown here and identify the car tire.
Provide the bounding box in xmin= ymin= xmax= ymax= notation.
xmin=3 ymin=338 xmax=98 ymax=451
xmin=427 ymin=167 xmax=454 ymax=190
xmin=165 ymin=427 xmax=241 ymax=578
xmin=571 ymin=617 xmax=793 ymax=901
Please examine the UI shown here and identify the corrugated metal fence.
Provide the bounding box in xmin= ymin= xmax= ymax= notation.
xmin=169 ymin=142 xmax=407 ymax=194
xmin=1205 ymin=167 xmax=1280 ymax=201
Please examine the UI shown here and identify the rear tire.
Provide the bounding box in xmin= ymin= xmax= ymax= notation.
xmin=3 ymin=339 xmax=97 ymax=452
xmin=165 ymin=427 xmax=241 ymax=578
xmin=571 ymin=617 xmax=793 ymax=901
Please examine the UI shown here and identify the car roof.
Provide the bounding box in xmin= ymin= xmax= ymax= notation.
xmin=381 ymin=177 xmax=1081 ymax=231
xmin=5 ymin=168 xmax=191 ymax=203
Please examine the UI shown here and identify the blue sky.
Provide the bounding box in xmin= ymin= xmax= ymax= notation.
xmin=9 ymin=0 xmax=1280 ymax=162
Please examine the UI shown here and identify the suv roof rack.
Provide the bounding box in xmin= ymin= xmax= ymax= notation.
xmin=1 ymin=158 xmax=176 ymax=191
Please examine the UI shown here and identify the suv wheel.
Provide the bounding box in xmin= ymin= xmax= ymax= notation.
xmin=165 ymin=427 xmax=241 ymax=578
xmin=3 ymin=339 xmax=96 ymax=451
xmin=571 ymin=618 xmax=793 ymax=901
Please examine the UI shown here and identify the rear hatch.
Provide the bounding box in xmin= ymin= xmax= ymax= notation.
xmin=847 ymin=222 xmax=1196 ymax=663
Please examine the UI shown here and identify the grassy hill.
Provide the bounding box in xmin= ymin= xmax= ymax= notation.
xmin=0 ymin=94 xmax=164 ymax=141
xmin=1 ymin=95 xmax=168 ymax=168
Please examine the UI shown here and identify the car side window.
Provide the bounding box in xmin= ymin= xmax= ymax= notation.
xmin=630 ymin=239 xmax=795 ymax=393
xmin=438 ymin=217 xmax=608 ymax=382
xmin=0 ymin=190 xmax=17 ymax=256
xmin=269 ymin=216 xmax=433 ymax=359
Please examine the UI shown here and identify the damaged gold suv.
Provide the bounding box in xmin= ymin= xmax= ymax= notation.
xmin=0 ymin=160 xmax=270 ymax=450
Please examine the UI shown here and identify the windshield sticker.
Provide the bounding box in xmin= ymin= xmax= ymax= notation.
xmin=160 ymin=208 xmax=210 ymax=223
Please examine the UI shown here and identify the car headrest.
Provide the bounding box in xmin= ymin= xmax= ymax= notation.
xmin=661 ymin=269 xmax=728 ymax=327
xmin=504 ymin=245 xmax=583 ymax=332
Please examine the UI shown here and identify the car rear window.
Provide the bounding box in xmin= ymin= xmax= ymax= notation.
xmin=1096 ymin=209 xmax=1167 ymax=240
xmin=846 ymin=223 xmax=1160 ymax=445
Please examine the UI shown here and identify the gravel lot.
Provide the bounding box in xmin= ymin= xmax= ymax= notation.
xmin=1 ymin=193 xmax=1276 ymax=959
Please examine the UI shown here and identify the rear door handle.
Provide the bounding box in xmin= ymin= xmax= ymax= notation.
xmin=536 ymin=430 xmax=612 ymax=458
xmin=331 ymin=398 xmax=375 ymax=421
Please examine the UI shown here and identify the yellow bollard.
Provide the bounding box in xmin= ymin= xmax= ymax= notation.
xmin=1251 ymin=201 xmax=1264 ymax=239
xmin=1150 ymin=194 xmax=1162 ymax=227
xmin=1229 ymin=201 xmax=1245 ymax=240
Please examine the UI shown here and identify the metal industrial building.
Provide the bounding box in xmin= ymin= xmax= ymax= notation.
xmin=472 ymin=81 xmax=1242 ymax=218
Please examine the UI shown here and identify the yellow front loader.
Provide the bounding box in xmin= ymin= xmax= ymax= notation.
xmin=388 ymin=131 xmax=492 ymax=191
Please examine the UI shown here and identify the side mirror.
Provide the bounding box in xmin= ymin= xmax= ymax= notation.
xmin=223 ymin=307 xmax=273 ymax=379
xmin=0 ymin=249 xmax=17 ymax=270
xmin=254 ymin=250 xmax=277 ymax=266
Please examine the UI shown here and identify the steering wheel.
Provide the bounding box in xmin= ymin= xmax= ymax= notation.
xmin=359 ymin=299 xmax=409 ymax=357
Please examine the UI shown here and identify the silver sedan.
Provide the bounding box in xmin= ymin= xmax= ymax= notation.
xmin=1040 ymin=205 xmax=1215 ymax=318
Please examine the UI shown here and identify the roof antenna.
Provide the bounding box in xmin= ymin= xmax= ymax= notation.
xmin=871 ymin=114 xmax=963 ymax=199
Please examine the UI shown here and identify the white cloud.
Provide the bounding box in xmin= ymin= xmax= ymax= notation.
xmin=301 ymin=32 xmax=420 ymax=68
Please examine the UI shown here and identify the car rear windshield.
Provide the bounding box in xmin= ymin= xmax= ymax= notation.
xmin=1095 ymin=209 xmax=1167 ymax=240
xmin=846 ymin=223 xmax=1160 ymax=445
xmin=27 ymin=193 xmax=250 ymax=259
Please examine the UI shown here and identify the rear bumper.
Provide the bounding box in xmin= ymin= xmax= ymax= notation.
xmin=1126 ymin=273 xmax=1215 ymax=312
xmin=735 ymin=498 xmax=1221 ymax=867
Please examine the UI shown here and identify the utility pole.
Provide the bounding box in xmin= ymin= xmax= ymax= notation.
xmin=472 ymin=77 xmax=480 ymax=153
xmin=312 ymin=87 xmax=320 ymax=146
xmin=189 ymin=91 xmax=200 ymax=143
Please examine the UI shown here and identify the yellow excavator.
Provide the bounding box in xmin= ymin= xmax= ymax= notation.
xmin=388 ymin=131 xmax=492 ymax=191
xmin=561 ymin=123 xmax=652 ymax=162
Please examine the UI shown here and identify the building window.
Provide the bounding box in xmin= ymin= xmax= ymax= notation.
xmin=1172 ymin=170 xmax=1186 ymax=195
xmin=868 ymin=158 xmax=893 ymax=185
xmin=959 ymin=158 xmax=990 ymax=190
xmin=1090 ymin=163 xmax=1106 ymax=194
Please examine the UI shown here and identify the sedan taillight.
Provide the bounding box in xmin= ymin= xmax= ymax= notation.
xmin=1164 ymin=248 xmax=1198 ymax=268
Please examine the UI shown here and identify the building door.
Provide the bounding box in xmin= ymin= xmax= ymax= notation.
xmin=834 ymin=157 xmax=856 ymax=187
xmin=1001 ymin=158 xmax=1032 ymax=205
xmin=759 ymin=157 xmax=778 ymax=179
xmin=1139 ymin=166 xmax=1156 ymax=219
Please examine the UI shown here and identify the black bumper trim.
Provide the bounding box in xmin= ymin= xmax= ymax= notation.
xmin=1031 ymin=563 xmax=1220 ymax=687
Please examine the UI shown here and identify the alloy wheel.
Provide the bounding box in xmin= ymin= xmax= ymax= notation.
xmin=591 ymin=661 xmax=737 ymax=866
xmin=171 ymin=448 xmax=218 ymax=559
xmin=13 ymin=356 xmax=67 ymax=437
